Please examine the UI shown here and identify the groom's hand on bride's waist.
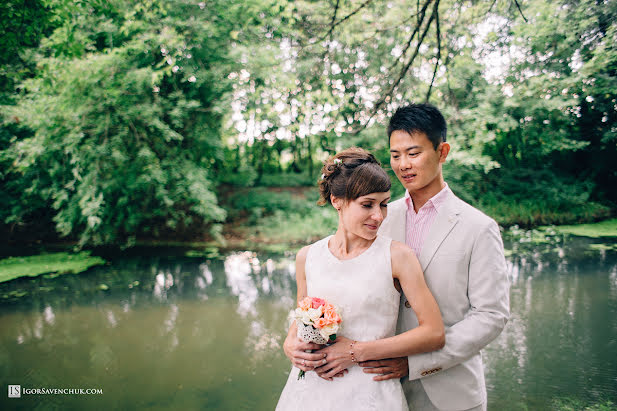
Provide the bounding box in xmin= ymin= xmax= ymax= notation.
xmin=359 ymin=357 xmax=409 ymax=381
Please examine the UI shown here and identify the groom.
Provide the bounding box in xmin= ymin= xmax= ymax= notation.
xmin=360 ymin=103 xmax=510 ymax=410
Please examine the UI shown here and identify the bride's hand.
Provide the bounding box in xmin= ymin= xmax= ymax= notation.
xmin=283 ymin=322 xmax=328 ymax=373
xmin=314 ymin=336 xmax=356 ymax=380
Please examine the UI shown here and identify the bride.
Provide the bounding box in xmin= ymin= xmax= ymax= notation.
xmin=276 ymin=147 xmax=444 ymax=411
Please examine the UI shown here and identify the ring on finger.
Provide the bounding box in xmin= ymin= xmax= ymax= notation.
xmin=302 ymin=359 xmax=306 ymax=366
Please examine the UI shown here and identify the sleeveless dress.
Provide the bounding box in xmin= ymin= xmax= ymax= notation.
xmin=276 ymin=235 xmax=408 ymax=411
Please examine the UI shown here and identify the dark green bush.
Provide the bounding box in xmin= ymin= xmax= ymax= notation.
xmin=224 ymin=187 xmax=314 ymax=223
xmin=258 ymin=172 xmax=317 ymax=187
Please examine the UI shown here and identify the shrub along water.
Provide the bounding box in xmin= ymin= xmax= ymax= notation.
xmin=221 ymin=161 xmax=613 ymax=248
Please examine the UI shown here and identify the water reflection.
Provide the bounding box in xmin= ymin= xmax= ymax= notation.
xmin=224 ymin=252 xmax=260 ymax=317
xmin=487 ymin=233 xmax=617 ymax=408
xmin=0 ymin=236 xmax=616 ymax=409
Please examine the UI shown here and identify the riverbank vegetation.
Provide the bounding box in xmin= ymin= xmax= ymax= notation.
xmin=1 ymin=0 xmax=615 ymax=248
xmin=550 ymin=218 xmax=617 ymax=238
xmin=2 ymin=216 xmax=615 ymax=284
xmin=0 ymin=252 xmax=106 ymax=283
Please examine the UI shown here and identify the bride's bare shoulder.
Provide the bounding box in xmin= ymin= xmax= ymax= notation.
xmin=389 ymin=241 xmax=420 ymax=277
xmin=295 ymin=245 xmax=311 ymax=263
xmin=390 ymin=240 xmax=416 ymax=259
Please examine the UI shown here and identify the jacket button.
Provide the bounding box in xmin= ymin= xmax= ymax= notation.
xmin=404 ymin=301 xmax=411 ymax=308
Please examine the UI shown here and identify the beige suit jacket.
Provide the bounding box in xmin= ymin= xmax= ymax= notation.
xmin=379 ymin=193 xmax=510 ymax=411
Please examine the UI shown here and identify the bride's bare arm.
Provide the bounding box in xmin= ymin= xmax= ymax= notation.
xmin=283 ymin=246 xmax=327 ymax=372
xmin=356 ymin=241 xmax=444 ymax=359
xmin=316 ymin=241 xmax=444 ymax=379
xmin=294 ymin=246 xmax=309 ymax=304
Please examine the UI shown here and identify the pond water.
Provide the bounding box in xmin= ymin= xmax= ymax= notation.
xmin=0 ymin=233 xmax=616 ymax=410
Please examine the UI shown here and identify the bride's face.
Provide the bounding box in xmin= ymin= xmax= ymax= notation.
xmin=335 ymin=191 xmax=390 ymax=240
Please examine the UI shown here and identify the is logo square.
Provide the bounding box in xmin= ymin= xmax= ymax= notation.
xmin=8 ymin=385 xmax=21 ymax=398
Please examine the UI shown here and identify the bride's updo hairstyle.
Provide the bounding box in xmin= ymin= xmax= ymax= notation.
xmin=318 ymin=147 xmax=391 ymax=206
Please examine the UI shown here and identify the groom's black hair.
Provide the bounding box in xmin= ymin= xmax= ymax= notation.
xmin=387 ymin=103 xmax=447 ymax=150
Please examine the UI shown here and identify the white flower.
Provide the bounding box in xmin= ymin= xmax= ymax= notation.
xmin=307 ymin=306 xmax=323 ymax=322
xmin=294 ymin=308 xmax=312 ymax=325
xmin=319 ymin=323 xmax=339 ymax=340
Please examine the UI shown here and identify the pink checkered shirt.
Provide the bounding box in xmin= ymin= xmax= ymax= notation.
xmin=405 ymin=184 xmax=452 ymax=256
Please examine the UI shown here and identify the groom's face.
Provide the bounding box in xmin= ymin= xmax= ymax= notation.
xmin=389 ymin=130 xmax=449 ymax=196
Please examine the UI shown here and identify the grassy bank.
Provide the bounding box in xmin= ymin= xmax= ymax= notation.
xmin=5 ymin=212 xmax=614 ymax=284
xmin=1 ymin=185 xmax=613 ymax=284
xmin=478 ymin=199 xmax=611 ymax=228
xmin=220 ymin=184 xmax=615 ymax=249
xmin=0 ymin=252 xmax=106 ymax=284
xmin=219 ymin=185 xmax=337 ymax=251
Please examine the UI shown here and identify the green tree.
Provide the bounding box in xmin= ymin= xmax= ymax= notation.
xmin=2 ymin=0 xmax=263 ymax=245
xmin=482 ymin=0 xmax=617 ymax=201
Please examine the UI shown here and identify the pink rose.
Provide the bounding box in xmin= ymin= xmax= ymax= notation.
xmin=324 ymin=308 xmax=341 ymax=325
xmin=314 ymin=317 xmax=328 ymax=329
xmin=311 ymin=297 xmax=326 ymax=309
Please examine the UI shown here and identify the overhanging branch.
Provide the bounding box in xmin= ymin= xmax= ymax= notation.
xmin=373 ymin=0 xmax=440 ymax=113
xmin=425 ymin=5 xmax=441 ymax=102
xmin=513 ymin=0 xmax=528 ymax=22
xmin=318 ymin=0 xmax=374 ymax=43
xmin=388 ymin=0 xmax=433 ymax=71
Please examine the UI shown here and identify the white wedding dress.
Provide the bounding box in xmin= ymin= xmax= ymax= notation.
xmin=276 ymin=235 xmax=408 ymax=411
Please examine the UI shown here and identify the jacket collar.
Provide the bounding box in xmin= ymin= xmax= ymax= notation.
xmin=380 ymin=192 xmax=462 ymax=270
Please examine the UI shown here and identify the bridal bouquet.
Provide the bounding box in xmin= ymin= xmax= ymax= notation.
xmin=293 ymin=296 xmax=342 ymax=379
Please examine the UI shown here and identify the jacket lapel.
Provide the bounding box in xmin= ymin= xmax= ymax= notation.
xmin=418 ymin=196 xmax=461 ymax=271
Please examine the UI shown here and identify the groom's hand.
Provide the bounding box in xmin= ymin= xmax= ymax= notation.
xmin=283 ymin=322 xmax=327 ymax=373
xmin=359 ymin=357 xmax=409 ymax=381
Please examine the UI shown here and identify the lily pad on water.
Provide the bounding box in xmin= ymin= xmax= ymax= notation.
xmin=184 ymin=247 xmax=221 ymax=259
xmin=3 ymin=290 xmax=28 ymax=299
xmin=0 ymin=252 xmax=106 ymax=283
xmin=589 ymin=243 xmax=617 ymax=252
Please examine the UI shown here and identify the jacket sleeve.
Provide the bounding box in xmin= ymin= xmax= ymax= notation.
xmin=406 ymin=219 xmax=510 ymax=380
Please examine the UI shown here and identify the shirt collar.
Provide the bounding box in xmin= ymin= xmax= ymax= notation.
xmin=405 ymin=183 xmax=451 ymax=213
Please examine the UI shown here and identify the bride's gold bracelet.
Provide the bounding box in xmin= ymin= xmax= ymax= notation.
xmin=350 ymin=340 xmax=357 ymax=362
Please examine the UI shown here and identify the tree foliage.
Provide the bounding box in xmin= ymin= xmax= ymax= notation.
xmin=1 ymin=0 xmax=257 ymax=245
xmin=1 ymin=0 xmax=615 ymax=246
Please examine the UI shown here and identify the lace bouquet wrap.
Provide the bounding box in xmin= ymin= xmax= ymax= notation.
xmin=293 ymin=297 xmax=342 ymax=379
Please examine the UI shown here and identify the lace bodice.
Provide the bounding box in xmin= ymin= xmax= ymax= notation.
xmin=276 ymin=235 xmax=408 ymax=411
